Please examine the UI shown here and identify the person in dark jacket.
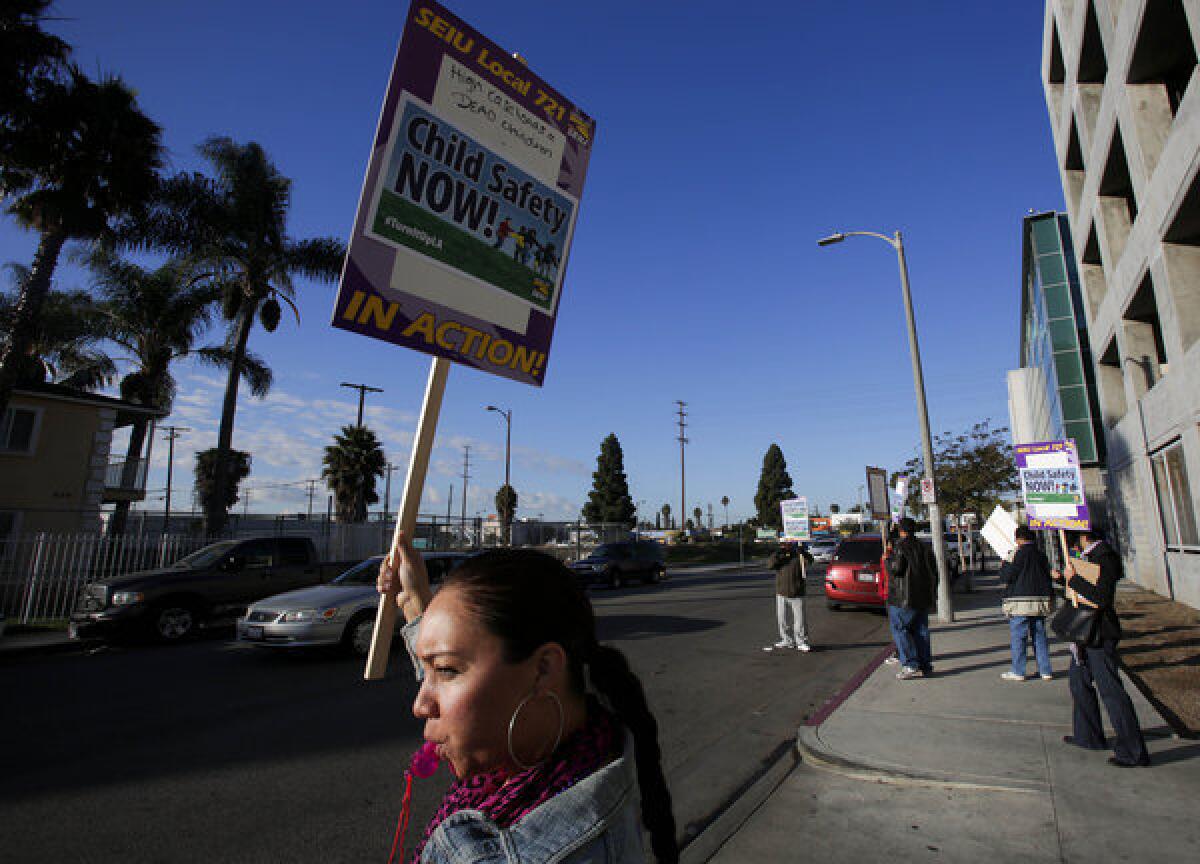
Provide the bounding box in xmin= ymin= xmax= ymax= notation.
xmin=764 ymin=540 xmax=812 ymax=652
xmin=999 ymin=525 xmax=1056 ymax=681
xmin=885 ymin=518 xmax=937 ymax=679
xmin=1053 ymin=529 xmax=1150 ymax=767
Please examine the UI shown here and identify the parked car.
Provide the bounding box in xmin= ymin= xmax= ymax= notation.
xmin=915 ymin=532 xmax=963 ymax=577
xmin=237 ymin=552 xmax=470 ymax=656
xmin=568 ymin=541 xmax=666 ymax=588
xmin=808 ymin=538 xmax=839 ymax=564
xmin=824 ymin=534 xmax=887 ymax=609
xmin=69 ymin=536 xmax=331 ymax=642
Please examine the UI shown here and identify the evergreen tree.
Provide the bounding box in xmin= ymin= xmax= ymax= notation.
xmin=582 ymin=433 xmax=635 ymax=526
xmin=495 ymin=484 xmax=518 ymax=544
xmin=754 ymin=443 xmax=794 ymax=529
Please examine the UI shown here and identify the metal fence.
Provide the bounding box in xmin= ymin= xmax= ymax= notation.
xmin=0 ymin=518 xmax=638 ymax=624
xmin=0 ymin=533 xmax=210 ymax=624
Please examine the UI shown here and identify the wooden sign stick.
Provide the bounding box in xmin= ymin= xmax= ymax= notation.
xmin=1057 ymin=528 xmax=1077 ymax=607
xmin=364 ymin=357 xmax=451 ymax=681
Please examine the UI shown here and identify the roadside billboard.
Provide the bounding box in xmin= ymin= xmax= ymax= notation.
xmin=780 ymin=497 xmax=811 ymax=542
xmin=332 ymin=1 xmax=596 ymax=386
xmin=1015 ymin=439 xmax=1090 ymax=531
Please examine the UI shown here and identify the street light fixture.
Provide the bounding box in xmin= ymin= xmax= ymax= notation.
xmin=818 ymin=228 xmax=954 ymax=622
xmin=486 ymin=405 xmax=513 ymax=544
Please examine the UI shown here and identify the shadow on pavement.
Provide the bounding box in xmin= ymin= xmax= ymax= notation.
xmin=596 ymin=613 xmax=722 ymax=641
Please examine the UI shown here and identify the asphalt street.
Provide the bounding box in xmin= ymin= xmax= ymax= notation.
xmin=1 ymin=563 xmax=890 ymax=862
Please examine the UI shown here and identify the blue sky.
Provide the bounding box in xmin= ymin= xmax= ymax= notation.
xmin=1 ymin=1 xmax=1063 ymax=524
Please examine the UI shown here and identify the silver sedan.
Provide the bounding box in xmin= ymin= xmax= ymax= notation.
xmin=236 ymin=552 xmax=470 ymax=656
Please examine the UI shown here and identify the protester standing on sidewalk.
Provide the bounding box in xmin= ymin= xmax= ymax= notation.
xmin=763 ymin=540 xmax=812 ymax=652
xmin=999 ymin=525 xmax=1056 ymax=681
xmin=1054 ymin=530 xmax=1151 ymax=768
xmin=885 ymin=518 xmax=936 ymax=679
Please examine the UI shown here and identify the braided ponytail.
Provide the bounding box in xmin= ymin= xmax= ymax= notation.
xmin=589 ymin=643 xmax=679 ymax=864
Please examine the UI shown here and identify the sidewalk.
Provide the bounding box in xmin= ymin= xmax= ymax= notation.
xmin=709 ymin=572 xmax=1200 ymax=863
xmin=0 ymin=626 xmax=80 ymax=660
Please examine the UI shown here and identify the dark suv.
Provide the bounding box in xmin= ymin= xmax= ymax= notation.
xmin=568 ymin=540 xmax=666 ymax=588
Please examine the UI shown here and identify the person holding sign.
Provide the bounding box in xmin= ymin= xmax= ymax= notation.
xmin=998 ymin=526 xmax=1056 ymax=681
xmin=377 ymin=534 xmax=679 ymax=863
xmin=763 ymin=540 xmax=813 ymax=652
xmin=1053 ymin=530 xmax=1151 ymax=768
xmin=885 ymin=518 xmax=937 ymax=679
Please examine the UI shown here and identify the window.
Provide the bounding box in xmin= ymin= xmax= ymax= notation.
xmin=833 ymin=539 xmax=882 ymax=563
xmin=1122 ymin=273 xmax=1169 ymax=394
xmin=237 ymin=539 xmax=276 ymax=568
xmin=278 ymin=538 xmax=312 ymax=566
xmin=1163 ymin=166 xmax=1200 ymax=351
xmin=1151 ymin=441 xmax=1198 ymax=548
xmin=0 ymin=407 xmax=38 ymax=453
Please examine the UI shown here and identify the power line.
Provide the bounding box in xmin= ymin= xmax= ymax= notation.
xmin=339 ymin=381 xmax=383 ymax=427
xmin=675 ymin=400 xmax=688 ymax=533
xmin=461 ymin=445 xmax=471 ymax=524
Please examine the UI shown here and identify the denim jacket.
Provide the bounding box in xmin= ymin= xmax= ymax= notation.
xmin=401 ymin=620 xmax=648 ymax=864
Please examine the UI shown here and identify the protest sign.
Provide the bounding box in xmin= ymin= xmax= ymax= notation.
xmin=891 ymin=475 xmax=909 ymax=522
xmin=866 ymin=466 xmax=889 ymax=520
xmin=1015 ymin=439 xmax=1090 ymax=531
xmin=332 ymin=0 xmax=595 ymax=386
xmin=981 ymin=505 xmax=1018 ymax=561
xmin=781 ymin=497 xmax=811 ymax=542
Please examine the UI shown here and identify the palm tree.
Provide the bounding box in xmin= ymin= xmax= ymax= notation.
xmin=149 ymin=138 xmax=343 ymax=534
xmin=86 ymin=250 xmax=274 ymax=534
xmin=1 ymin=1 xmax=70 ymax=131
xmin=0 ymin=67 xmax=162 ymax=419
xmin=322 ymin=425 xmax=386 ymax=523
xmin=0 ymin=265 xmax=114 ymax=390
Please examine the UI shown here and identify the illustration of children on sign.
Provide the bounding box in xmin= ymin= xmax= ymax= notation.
xmin=536 ymin=241 xmax=559 ymax=278
xmin=511 ymin=226 xmax=543 ymax=266
xmin=493 ymin=217 xmax=512 ymax=251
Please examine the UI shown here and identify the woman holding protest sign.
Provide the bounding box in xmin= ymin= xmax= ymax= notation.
xmin=1052 ymin=529 xmax=1150 ymax=768
xmin=378 ymin=534 xmax=678 ymax=863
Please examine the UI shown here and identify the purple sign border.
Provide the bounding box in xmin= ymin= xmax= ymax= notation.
xmin=331 ymin=1 xmax=595 ymax=387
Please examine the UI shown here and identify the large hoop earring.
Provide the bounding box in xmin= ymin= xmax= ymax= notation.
xmin=507 ymin=690 xmax=564 ymax=770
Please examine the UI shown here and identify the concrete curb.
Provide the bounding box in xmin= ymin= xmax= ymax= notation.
xmin=0 ymin=634 xmax=90 ymax=662
xmin=795 ymin=724 xmax=1046 ymax=794
xmin=678 ymin=739 xmax=798 ymax=864
xmin=678 ymin=640 xmax=891 ymax=862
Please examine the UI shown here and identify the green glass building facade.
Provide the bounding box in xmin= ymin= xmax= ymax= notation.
xmin=1019 ymin=212 xmax=1104 ymax=464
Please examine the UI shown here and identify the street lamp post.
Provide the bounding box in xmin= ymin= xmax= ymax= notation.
xmin=819 ymin=229 xmax=953 ymax=622
xmin=486 ymin=405 xmax=512 ymax=544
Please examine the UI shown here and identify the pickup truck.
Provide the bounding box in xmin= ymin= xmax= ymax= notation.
xmin=69 ymin=536 xmax=335 ymax=642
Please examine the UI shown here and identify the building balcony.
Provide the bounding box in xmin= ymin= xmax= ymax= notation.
xmin=103 ymin=459 xmax=149 ymax=502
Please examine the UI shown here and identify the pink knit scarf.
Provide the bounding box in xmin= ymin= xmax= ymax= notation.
xmin=411 ymin=710 xmax=618 ymax=863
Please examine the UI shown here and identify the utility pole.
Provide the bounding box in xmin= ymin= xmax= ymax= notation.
xmin=339 ymin=381 xmax=383 ymax=427
xmin=447 ymin=483 xmax=454 ymax=522
xmin=382 ymin=462 xmax=401 ymax=524
xmin=675 ymin=401 xmax=688 ymax=538
xmin=160 ymin=426 xmax=189 ymax=535
xmin=461 ymin=445 xmax=471 ymax=526
xmin=305 ymin=478 xmax=318 ymax=520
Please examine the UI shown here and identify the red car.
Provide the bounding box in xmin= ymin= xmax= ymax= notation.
xmin=824 ymin=534 xmax=888 ymax=609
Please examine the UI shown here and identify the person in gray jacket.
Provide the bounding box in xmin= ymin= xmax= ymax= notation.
xmin=764 ymin=540 xmax=812 ymax=652
xmin=379 ymin=534 xmax=678 ymax=863
xmin=998 ymin=525 xmax=1056 ymax=681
